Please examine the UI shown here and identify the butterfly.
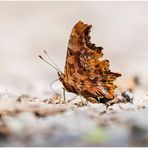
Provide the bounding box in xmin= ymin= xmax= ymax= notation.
xmin=39 ymin=21 xmax=121 ymax=104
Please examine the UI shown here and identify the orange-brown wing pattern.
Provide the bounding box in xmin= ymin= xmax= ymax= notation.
xmin=59 ymin=21 xmax=121 ymax=103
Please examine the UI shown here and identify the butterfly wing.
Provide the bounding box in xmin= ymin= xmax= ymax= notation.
xmin=61 ymin=21 xmax=121 ymax=102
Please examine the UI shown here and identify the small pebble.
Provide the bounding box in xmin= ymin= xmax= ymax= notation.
xmin=121 ymin=90 xmax=133 ymax=103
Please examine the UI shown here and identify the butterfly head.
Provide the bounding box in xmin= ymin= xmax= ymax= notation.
xmin=58 ymin=72 xmax=65 ymax=82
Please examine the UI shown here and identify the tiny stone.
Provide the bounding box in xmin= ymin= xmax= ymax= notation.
xmin=121 ymin=90 xmax=133 ymax=103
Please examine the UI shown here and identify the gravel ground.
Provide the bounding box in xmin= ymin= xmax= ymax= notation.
xmin=0 ymin=89 xmax=148 ymax=147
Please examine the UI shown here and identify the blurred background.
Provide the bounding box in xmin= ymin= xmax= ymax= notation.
xmin=0 ymin=1 xmax=148 ymax=98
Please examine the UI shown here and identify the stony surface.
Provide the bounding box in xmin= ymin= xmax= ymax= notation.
xmin=0 ymin=90 xmax=148 ymax=146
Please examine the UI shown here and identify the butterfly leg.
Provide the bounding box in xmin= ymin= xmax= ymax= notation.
xmin=67 ymin=95 xmax=77 ymax=103
xmin=80 ymin=96 xmax=84 ymax=106
xmin=49 ymin=79 xmax=59 ymax=96
xmin=106 ymin=97 xmax=119 ymax=106
xmin=80 ymin=96 xmax=88 ymax=106
xmin=62 ymin=87 xmax=66 ymax=103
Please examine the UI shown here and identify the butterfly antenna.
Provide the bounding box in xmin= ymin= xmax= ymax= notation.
xmin=39 ymin=55 xmax=62 ymax=73
xmin=43 ymin=50 xmax=61 ymax=72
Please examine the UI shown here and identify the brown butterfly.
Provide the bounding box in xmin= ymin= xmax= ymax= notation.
xmin=39 ymin=21 xmax=121 ymax=104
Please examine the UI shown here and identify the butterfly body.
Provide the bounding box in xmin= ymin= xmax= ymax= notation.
xmin=58 ymin=21 xmax=121 ymax=103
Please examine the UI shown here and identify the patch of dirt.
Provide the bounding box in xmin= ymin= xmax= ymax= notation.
xmin=0 ymin=90 xmax=148 ymax=146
